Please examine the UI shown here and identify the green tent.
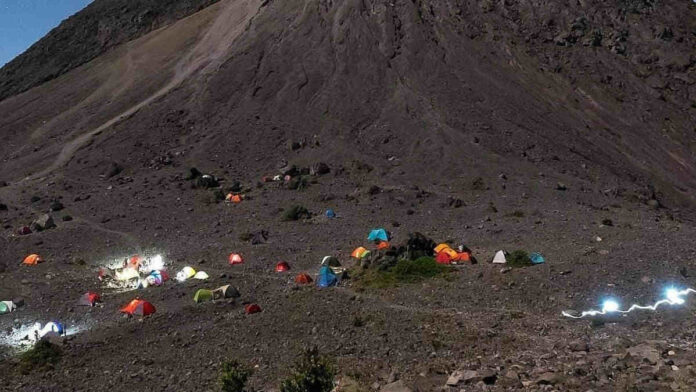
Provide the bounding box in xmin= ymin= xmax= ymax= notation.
xmin=0 ymin=301 xmax=16 ymax=314
xmin=193 ymin=289 xmax=214 ymax=303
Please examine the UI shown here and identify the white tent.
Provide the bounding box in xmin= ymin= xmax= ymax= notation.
xmin=492 ymin=250 xmax=507 ymax=264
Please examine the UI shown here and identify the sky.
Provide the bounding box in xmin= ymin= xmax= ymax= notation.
xmin=0 ymin=0 xmax=92 ymax=67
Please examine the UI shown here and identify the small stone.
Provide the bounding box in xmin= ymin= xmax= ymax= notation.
xmin=556 ymin=182 xmax=567 ymax=191
xmin=500 ymin=267 xmax=512 ymax=274
xmin=569 ymin=340 xmax=589 ymax=352
xmin=380 ymin=380 xmax=412 ymax=392
xmin=536 ymin=372 xmax=562 ymax=385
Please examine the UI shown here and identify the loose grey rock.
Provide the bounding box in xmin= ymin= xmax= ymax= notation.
xmin=32 ymin=214 xmax=56 ymax=231
xmin=380 ymin=380 xmax=412 ymax=392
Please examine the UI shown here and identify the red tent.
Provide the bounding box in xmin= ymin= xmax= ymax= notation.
xmin=435 ymin=252 xmax=452 ymax=265
xmin=275 ymin=261 xmax=290 ymax=272
xmin=245 ymin=304 xmax=261 ymax=314
xmin=18 ymin=226 xmax=32 ymax=236
xmin=78 ymin=292 xmax=101 ymax=306
xmin=120 ymin=299 xmax=156 ymax=316
xmin=229 ymin=253 xmax=243 ymax=265
xmin=294 ymin=273 xmax=313 ymax=284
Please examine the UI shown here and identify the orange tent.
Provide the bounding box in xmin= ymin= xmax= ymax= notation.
xmin=455 ymin=252 xmax=471 ymax=263
xmin=294 ymin=273 xmax=313 ymax=284
xmin=226 ymin=194 xmax=243 ymax=204
xmin=229 ymin=253 xmax=244 ymax=265
xmin=377 ymin=241 xmax=390 ymax=250
xmin=434 ymin=243 xmax=451 ymax=254
xmin=435 ymin=252 xmax=452 ymax=264
xmin=23 ymin=254 xmax=42 ymax=265
xmin=441 ymin=247 xmax=459 ymax=259
xmin=351 ymin=247 xmax=369 ymax=259
xmin=120 ymin=299 xmax=156 ymax=316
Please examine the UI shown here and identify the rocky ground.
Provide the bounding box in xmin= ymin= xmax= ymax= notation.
xmin=1 ymin=0 xmax=696 ymax=391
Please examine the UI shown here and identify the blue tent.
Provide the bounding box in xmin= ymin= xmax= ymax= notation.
xmin=317 ymin=266 xmax=337 ymax=288
xmin=367 ymin=228 xmax=388 ymax=242
xmin=326 ymin=209 xmax=336 ymax=218
xmin=530 ymin=252 xmax=545 ymax=265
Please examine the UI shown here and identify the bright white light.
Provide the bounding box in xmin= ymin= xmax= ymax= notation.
xmin=563 ymin=287 xmax=696 ymax=319
xmin=602 ymin=300 xmax=620 ymax=313
xmin=149 ymin=255 xmax=164 ymax=271
xmin=666 ymin=288 xmax=685 ymax=305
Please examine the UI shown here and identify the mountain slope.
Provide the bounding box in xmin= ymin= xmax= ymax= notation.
xmin=2 ymin=0 xmax=696 ymax=390
xmin=0 ymin=0 xmax=220 ymax=101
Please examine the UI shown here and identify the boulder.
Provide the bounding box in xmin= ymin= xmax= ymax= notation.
xmin=49 ymin=200 xmax=64 ymax=212
xmin=627 ymin=344 xmax=661 ymax=365
xmin=380 ymin=380 xmax=412 ymax=392
xmin=310 ymin=162 xmax=330 ymax=176
xmin=32 ymin=214 xmax=56 ymax=231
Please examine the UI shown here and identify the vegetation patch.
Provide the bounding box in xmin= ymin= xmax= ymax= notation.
xmin=19 ymin=340 xmax=62 ymax=375
xmin=353 ymin=257 xmax=451 ymax=289
xmin=507 ymin=250 xmax=533 ymax=268
xmin=282 ymin=205 xmax=311 ymax=221
xmin=280 ymin=348 xmax=336 ymax=392
xmin=219 ymin=360 xmax=252 ymax=392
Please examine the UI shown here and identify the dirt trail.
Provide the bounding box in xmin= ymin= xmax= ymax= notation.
xmin=25 ymin=0 xmax=263 ymax=183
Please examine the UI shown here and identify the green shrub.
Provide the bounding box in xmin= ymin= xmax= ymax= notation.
xmin=353 ymin=257 xmax=450 ymax=288
xmin=507 ymin=250 xmax=532 ymax=267
xmin=282 ymin=205 xmax=311 ymax=221
xmin=219 ymin=360 xmax=252 ymax=392
xmin=288 ymin=176 xmax=309 ymax=191
xmin=19 ymin=340 xmax=62 ymax=374
xmin=280 ymin=348 xmax=335 ymax=392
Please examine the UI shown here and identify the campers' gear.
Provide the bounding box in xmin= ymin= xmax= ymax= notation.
xmin=120 ymin=299 xmax=156 ymax=316
xmin=367 ymin=228 xmax=389 ymax=242
xmin=212 ymin=285 xmax=240 ymax=299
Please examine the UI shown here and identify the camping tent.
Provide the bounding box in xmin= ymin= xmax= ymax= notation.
xmin=321 ymin=256 xmax=341 ymax=267
xmin=78 ymin=292 xmax=101 ymax=307
xmin=245 ymin=304 xmax=262 ymax=314
xmin=37 ymin=322 xmax=64 ymax=339
xmin=226 ymin=194 xmax=242 ymax=203
xmin=120 ymin=299 xmax=156 ymax=316
xmin=22 ymin=254 xmax=42 ymax=265
xmin=294 ymin=273 xmax=313 ymax=284
xmin=436 ymin=252 xmax=452 ymax=264
xmin=434 ymin=243 xmax=451 ymax=254
xmin=193 ymin=271 xmax=209 ymax=280
xmin=367 ymin=228 xmax=389 ymax=242
xmin=194 ymin=289 xmax=214 ymax=303
xmin=0 ymin=301 xmax=16 ymax=314
xmin=351 ymin=247 xmax=370 ymax=259
xmin=212 ymin=285 xmax=240 ymax=299
xmin=530 ymin=252 xmax=545 ymax=264
xmin=275 ymin=261 xmax=290 ymax=272
xmin=147 ymin=270 xmax=168 ymax=286
xmin=317 ymin=266 xmax=338 ymax=288
xmin=229 ymin=253 xmax=244 ymax=265
xmin=176 ymin=266 xmax=197 ymax=281
xmin=492 ymin=250 xmax=507 ymax=264
xmin=326 ymin=209 xmax=336 ymax=218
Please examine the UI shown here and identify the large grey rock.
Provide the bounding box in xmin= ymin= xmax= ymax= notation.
xmin=380 ymin=380 xmax=412 ymax=392
xmin=627 ymin=344 xmax=661 ymax=365
xmin=32 ymin=214 xmax=56 ymax=231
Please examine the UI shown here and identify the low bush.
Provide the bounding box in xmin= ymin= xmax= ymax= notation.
xmin=507 ymin=250 xmax=532 ymax=267
xmin=19 ymin=340 xmax=62 ymax=375
xmin=282 ymin=205 xmax=311 ymax=221
xmin=280 ymin=348 xmax=335 ymax=392
xmin=219 ymin=360 xmax=252 ymax=392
